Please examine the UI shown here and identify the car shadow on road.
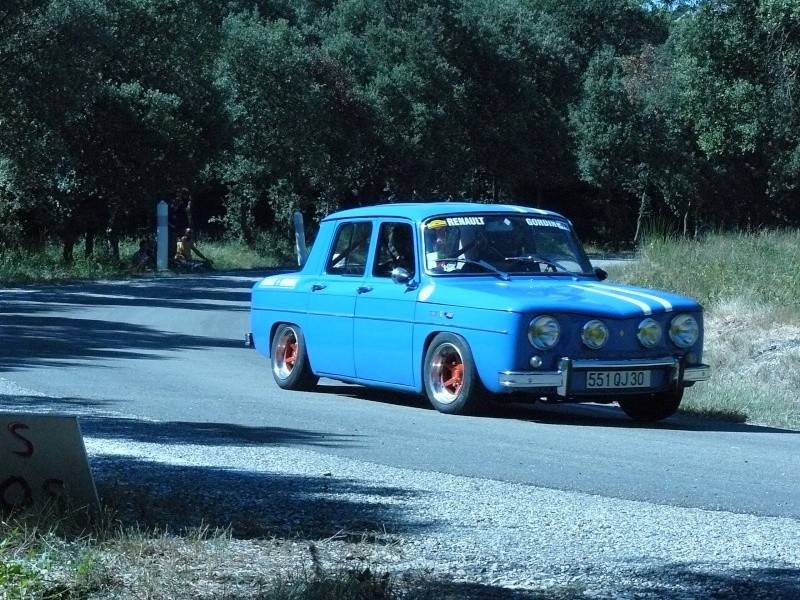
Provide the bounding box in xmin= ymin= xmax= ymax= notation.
xmin=312 ymin=383 xmax=798 ymax=435
xmin=485 ymin=400 xmax=800 ymax=434
xmin=318 ymin=382 xmax=433 ymax=411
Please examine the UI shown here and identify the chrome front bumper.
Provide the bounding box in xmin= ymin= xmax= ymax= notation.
xmin=499 ymin=357 xmax=711 ymax=396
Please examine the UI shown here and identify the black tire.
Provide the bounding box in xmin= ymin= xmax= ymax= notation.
xmin=270 ymin=324 xmax=318 ymax=391
xmin=423 ymin=333 xmax=485 ymax=415
xmin=617 ymin=389 xmax=683 ymax=422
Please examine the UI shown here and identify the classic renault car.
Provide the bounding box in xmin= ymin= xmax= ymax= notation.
xmin=250 ymin=202 xmax=710 ymax=421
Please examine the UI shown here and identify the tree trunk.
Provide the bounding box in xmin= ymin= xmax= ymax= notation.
xmin=84 ymin=231 xmax=94 ymax=258
xmin=62 ymin=236 xmax=75 ymax=264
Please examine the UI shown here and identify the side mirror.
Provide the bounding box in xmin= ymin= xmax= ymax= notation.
xmin=594 ymin=267 xmax=608 ymax=281
xmin=391 ymin=267 xmax=412 ymax=285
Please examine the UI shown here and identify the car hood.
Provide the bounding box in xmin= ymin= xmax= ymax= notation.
xmin=418 ymin=277 xmax=701 ymax=317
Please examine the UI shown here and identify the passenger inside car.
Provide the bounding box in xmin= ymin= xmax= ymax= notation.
xmin=374 ymin=222 xmax=416 ymax=277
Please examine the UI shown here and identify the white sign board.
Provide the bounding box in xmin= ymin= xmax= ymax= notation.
xmin=1 ymin=413 xmax=99 ymax=512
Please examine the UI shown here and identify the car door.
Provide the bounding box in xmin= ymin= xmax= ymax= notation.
xmin=304 ymin=220 xmax=373 ymax=379
xmin=353 ymin=221 xmax=418 ymax=387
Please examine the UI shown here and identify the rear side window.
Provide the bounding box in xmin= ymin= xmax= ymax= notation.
xmin=326 ymin=221 xmax=372 ymax=276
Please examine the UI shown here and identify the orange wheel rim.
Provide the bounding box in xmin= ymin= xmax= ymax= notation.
xmin=442 ymin=361 xmax=463 ymax=394
xmin=429 ymin=343 xmax=465 ymax=405
xmin=284 ymin=340 xmax=297 ymax=369
xmin=275 ymin=327 xmax=300 ymax=380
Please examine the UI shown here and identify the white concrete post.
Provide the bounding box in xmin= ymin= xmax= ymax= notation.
xmin=293 ymin=211 xmax=308 ymax=266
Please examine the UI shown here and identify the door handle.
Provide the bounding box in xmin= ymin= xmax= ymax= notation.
xmin=356 ymin=286 xmax=373 ymax=294
xmin=311 ymin=283 xmax=326 ymax=291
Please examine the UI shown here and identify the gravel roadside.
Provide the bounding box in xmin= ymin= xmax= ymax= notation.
xmin=3 ymin=376 xmax=798 ymax=599
xmin=84 ymin=435 xmax=800 ymax=599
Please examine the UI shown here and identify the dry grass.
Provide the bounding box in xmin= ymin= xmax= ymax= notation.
xmin=0 ymin=503 xmax=418 ymax=600
xmin=680 ymin=300 xmax=800 ymax=429
xmin=607 ymin=229 xmax=800 ymax=430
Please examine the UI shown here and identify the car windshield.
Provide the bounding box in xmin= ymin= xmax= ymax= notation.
xmin=422 ymin=214 xmax=594 ymax=276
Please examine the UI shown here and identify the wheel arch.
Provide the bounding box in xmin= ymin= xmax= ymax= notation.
xmin=418 ymin=328 xmax=491 ymax=392
xmin=269 ymin=321 xmax=316 ymax=372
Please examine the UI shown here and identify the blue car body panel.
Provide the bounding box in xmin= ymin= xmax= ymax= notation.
xmin=250 ymin=202 xmax=709 ymax=407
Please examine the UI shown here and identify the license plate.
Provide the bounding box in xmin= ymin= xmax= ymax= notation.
xmin=586 ymin=370 xmax=651 ymax=389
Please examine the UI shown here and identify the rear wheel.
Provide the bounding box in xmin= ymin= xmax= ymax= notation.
xmin=423 ymin=333 xmax=485 ymax=415
xmin=617 ymin=389 xmax=683 ymax=422
xmin=271 ymin=324 xmax=318 ymax=391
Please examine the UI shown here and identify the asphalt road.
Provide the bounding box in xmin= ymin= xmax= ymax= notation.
xmin=2 ymin=271 xmax=799 ymax=519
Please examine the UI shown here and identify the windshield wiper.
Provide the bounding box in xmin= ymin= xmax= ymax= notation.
xmin=503 ymin=255 xmax=575 ymax=275
xmin=436 ymin=258 xmax=510 ymax=281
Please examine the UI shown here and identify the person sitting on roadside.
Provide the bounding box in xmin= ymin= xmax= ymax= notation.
xmin=174 ymin=228 xmax=213 ymax=270
xmin=131 ymin=239 xmax=154 ymax=272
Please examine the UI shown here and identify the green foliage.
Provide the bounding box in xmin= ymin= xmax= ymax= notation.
xmin=0 ymin=237 xmax=279 ymax=287
xmin=2 ymin=0 xmax=800 ymax=254
xmin=215 ymin=13 xmax=330 ymax=240
xmin=609 ymin=229 xmax=800 ymax=317
xmin=0 ymin=560 xmax=45 ymax=600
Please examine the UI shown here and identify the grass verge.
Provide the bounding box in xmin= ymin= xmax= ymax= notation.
xmin=0 ymin=234 xmax=292 ymax=287
xmin=0 ymin=486 xmax=572 ymax=600
xmin=607 ymin=229 xmax=800 ymax=430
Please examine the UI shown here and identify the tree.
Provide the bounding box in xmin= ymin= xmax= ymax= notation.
xmin=571 ymin=48 xmax=655 ymax=241
xmin=215 ymin=13 xmax=332 ymax=240
xmin=314 ymin=0 xmax=468 ymax=200
xmin=447 ymin=0 xmax=577 ymax=203
xmin=659 ymin=0 xmax=774 ymax=228
xmin=1 ymin=0 xmax=226 ymax=260
xmin=759 ymin=0 xmax=800 ymax=219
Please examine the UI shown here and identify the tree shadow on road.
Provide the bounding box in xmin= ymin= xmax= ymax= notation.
xmin=2 ymin=271 xmax=262 ymax=312
xmin=0 ymin=315 xmax=246 ymax=372
xmin=0 ymin=272 xmax=272 ymax=372
xmin=622 ymin=562 xmax=800 ymax=600
xmin=81 ymin=414 xmax=367 ymax=449
xmin=91 ymin=455 xmax=427 ymax=540
xmin=0 ymin=396 xmax=366 ymax=449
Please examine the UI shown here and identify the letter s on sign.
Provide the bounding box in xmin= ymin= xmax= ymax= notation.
xmin=8 ymin=422 xmax=34 ymax=458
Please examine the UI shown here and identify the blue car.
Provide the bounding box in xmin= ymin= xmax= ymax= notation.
xmin=250 ymin=202 xmax=710 ymax=421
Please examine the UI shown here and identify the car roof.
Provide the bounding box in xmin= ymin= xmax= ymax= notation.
xmin=321 ymin=202 xmax=567 ymax=223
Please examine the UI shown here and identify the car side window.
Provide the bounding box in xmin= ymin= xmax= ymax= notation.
xmin=326 ymin=221 xmax=372 ymax=276
xmin=373 ymin=222 xmax=415 ymax=277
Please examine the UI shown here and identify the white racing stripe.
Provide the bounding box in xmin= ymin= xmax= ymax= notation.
xmin=570 ymin=284 xmax=654 ymax=315
xmin=591 ymin=284 xmax=674 ymax=312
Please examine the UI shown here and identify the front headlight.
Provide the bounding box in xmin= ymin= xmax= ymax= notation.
xmin=637 ymin=318 xmax=662 ymax=348
xmin=581 ymin=320 xmax=609 ymax=349
xmin=528 ymin=316 xmax=560 ymax=350
xmin=669 ymin=314 xmax=699 ymax=348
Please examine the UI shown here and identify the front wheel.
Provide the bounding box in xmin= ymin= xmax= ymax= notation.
xmin=270 ymin=324 xmax=318 ymax=391
xmin=617 ymin=389 xmax=683 ymax=422
xmin=423 ymin=333 xmax=485 ymax=415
